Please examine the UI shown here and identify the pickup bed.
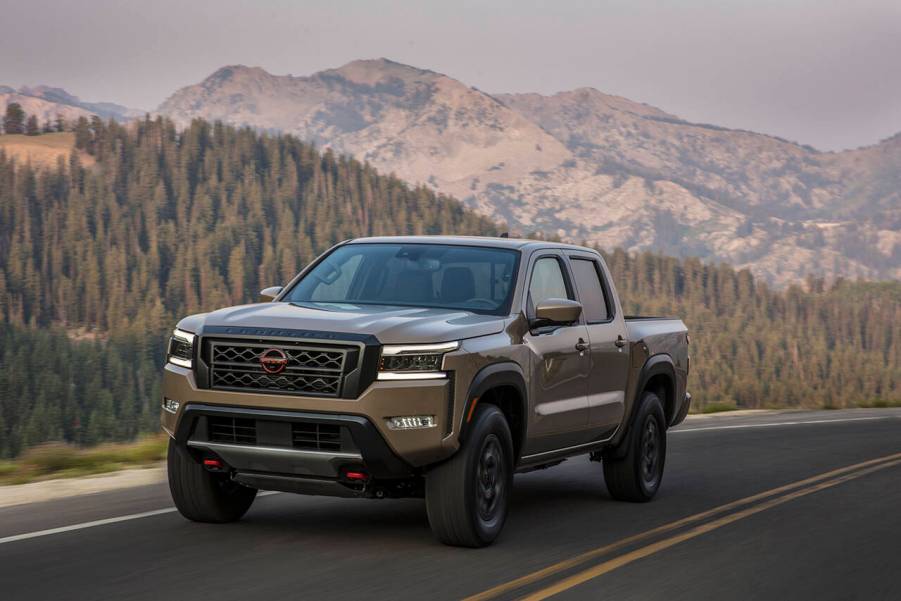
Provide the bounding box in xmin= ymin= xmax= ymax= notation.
xmin=162 ymin=236 xmax=690 ymax=546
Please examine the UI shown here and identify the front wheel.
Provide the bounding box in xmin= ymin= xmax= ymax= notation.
xmin=603 ymin=390 xmax=666 ymax=502
xmin=425 ymin=405 xmax=514 ymax=547
xmin=167 ymin=439 xmax=257 ymax=523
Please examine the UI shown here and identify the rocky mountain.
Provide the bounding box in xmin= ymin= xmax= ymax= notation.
xmin=158 ymin=61 xmax=570 ymax=202
xmin=0 ymin=85 xmax=142 ymax=125
xmin=158 ymin=59 xmax=900 ymax=285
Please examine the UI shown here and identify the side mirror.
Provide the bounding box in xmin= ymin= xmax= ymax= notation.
xmin=258 ymin=286 xmax=284 ymax=303
xmin=533 ymin=298 xmax=582 ymax=327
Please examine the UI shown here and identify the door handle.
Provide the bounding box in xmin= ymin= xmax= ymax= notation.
xmin=575 ymin=338 xmax=589 ymax=352
xmin=614 ymin=335 xmax=626 ymax=348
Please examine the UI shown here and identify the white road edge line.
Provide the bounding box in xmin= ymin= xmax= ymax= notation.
xmin=0 ymin=508 xmax=177 ymax=544
xmin=673 ymin=416 xmax=891 ymax=433
xmin=0 ymin=491 xmax=280 ymax=545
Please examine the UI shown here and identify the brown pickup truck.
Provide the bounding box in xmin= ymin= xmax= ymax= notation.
xmin=162 ymin=236 xmax=690 ymax=546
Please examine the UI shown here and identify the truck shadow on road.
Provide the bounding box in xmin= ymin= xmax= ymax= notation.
xmin=226 ymin=465 xmax=634 ymax=548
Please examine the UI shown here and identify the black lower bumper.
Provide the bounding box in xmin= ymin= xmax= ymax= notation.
xmin=173 ymin=404 xmax=413 ymax=482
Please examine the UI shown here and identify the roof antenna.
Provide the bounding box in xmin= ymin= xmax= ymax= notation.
xmin=499 ymin=232 xmax=509 ymax=238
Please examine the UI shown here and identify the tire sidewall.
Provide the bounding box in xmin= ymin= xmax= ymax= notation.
xmin=167 ymin=438 xmax=257 ymax=522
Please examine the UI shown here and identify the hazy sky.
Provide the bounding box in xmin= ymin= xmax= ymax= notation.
xmin=2 ymin=0 xmax=900 ymax=150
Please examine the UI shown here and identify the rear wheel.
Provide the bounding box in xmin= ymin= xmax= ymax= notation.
xmin=425 ymin=405 xmax=513 ymax=547
xmin=603 ymin=390 xmax=666 ymax=502
xmin=167 ymin=439 xmax=257 ymax=523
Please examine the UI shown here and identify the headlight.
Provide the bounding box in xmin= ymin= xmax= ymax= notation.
xmin=167 ymin=328 xmax=195 ymax=368
xmin=378 ymin=342 xmax=459 ymax=380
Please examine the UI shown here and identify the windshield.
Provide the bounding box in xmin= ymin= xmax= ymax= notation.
xmin=284 ymin=243 xmax=520 ymax=315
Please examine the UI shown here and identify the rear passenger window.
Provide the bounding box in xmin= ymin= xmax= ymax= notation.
xmin=529 ymin=257 xmax=572 ymax=308
xmin=571 ymin=259 xmax=610 ymax=323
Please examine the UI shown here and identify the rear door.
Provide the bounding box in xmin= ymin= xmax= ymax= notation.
xmin=522 ymin=251 xmax=592 ymax=454
xmin=567 ymin=252 xmax=629 ymax=436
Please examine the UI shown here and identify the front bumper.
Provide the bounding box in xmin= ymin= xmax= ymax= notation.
xmin=162 ymin=363 xmax=459 ymax=472
xmin=173 ymin=404 xmax=412 ymax=489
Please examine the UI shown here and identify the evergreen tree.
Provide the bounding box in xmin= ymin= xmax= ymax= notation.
xmin=25 ymin=115 xmax=39 ymax=136
xmin=3 ymin=103 xmax=25 ymax=134
xmin=72 ymin=117 xmax=91 ymax=149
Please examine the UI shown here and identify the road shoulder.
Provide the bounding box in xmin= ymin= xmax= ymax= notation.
xmin=0 ymin=465 xmax=165 ymax=509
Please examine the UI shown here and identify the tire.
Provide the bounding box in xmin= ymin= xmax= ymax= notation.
xmin=603 ymin=390 xmax=666 ymax=502
xmin=167 ymin=438 xmax=257 ymax=523
xmin=425 ymin=404 xmax=514 ymax=547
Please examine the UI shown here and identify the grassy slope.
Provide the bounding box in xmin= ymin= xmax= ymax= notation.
xmin=0 ymin=435 xmax=167 ymax=485
xmin=0 ymin=132 xmax=94 ymax=169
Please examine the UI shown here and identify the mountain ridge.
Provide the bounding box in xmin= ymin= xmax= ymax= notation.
xmin=34 ymin=60 xmax=901 ymax=285
xmin=0 ymin=85 xmax=142 ymax=126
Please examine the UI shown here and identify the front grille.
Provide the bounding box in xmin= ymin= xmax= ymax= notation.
xmin=208 ymin=416 xmax=257 ymax=445
xmin=209 ymin=340 xmax=350 ymax=396
xmin=292 ymin=422 xmax=343 ymax=452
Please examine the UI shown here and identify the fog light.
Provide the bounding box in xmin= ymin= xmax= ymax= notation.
xmin=387 ymin=415 xmax=437 ymax=430
xmin=162 ymin=398 xmax=180 ymax=414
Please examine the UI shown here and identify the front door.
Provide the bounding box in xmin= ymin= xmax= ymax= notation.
xmin=522 ymin=254 xmax=591 ymax=454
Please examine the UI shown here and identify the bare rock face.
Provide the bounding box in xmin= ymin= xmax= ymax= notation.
xmin=159 ymin=59 xmax=570 ymax=207
xmin=159 ymin=60 xmax=900 ymax=285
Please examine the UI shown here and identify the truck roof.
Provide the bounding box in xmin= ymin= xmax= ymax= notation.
xmin=346 ymin=235 xmax=596 ymax=253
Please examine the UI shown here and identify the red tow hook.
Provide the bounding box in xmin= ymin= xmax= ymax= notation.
xmin=344 ymin=470 xmax=368 ymax=481
xmin=202 ymin=458 xmax=225 ymax=471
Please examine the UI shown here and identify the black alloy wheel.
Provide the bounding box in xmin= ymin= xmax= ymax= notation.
xmin=476 ymin=434 xmax=508 ymax=528
xmin=639 ymin=414 xmax=662 ymax=490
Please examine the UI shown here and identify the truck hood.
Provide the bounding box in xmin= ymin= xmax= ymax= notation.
xmin=183 ymin=302 xmax=508 ymax=344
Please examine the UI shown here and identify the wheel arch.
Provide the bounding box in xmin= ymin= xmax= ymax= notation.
xmin=460 ymin=362 xmax=528 ymax=463
xmin=609 ymin=354 xmax=676 ymax=458
xmin=637 ymin=355 xmax=677 ymax=426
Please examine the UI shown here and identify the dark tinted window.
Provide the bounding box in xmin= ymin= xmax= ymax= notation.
xmin=285 ymin=243 xmax=519 ymax=315
xmin=571 ymin=258 xmax=610 ymax=322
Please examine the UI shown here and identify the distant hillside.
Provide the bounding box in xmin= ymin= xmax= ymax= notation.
xmin=0 ymin=85 xmax=141 ymax=126
xmin=158 ymin=59 xmax=900 ymax=286
xmin=0 ymin=117 xmax=498 ymax=333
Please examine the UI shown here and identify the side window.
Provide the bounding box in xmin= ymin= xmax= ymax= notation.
xmin=570 ymin=258 xmax=610 ymax=323
xmin=528 ymin=257 xmax=572 ymax=309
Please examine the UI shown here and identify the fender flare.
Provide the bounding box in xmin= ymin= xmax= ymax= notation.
xmin=610 ymin=354 xmax=676 ymax=458
xmin=459 ymin=362 xmax=528 ymax=460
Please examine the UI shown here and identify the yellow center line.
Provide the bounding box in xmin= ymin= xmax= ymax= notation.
xmin=520 ymin=458 xmax=901 ymax=601
xmin=464 ymin=451 xmax=901 ymax=601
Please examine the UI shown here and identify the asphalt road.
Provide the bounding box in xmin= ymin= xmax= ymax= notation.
xmin=2 ymin=408 xmax=900 ymax=601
